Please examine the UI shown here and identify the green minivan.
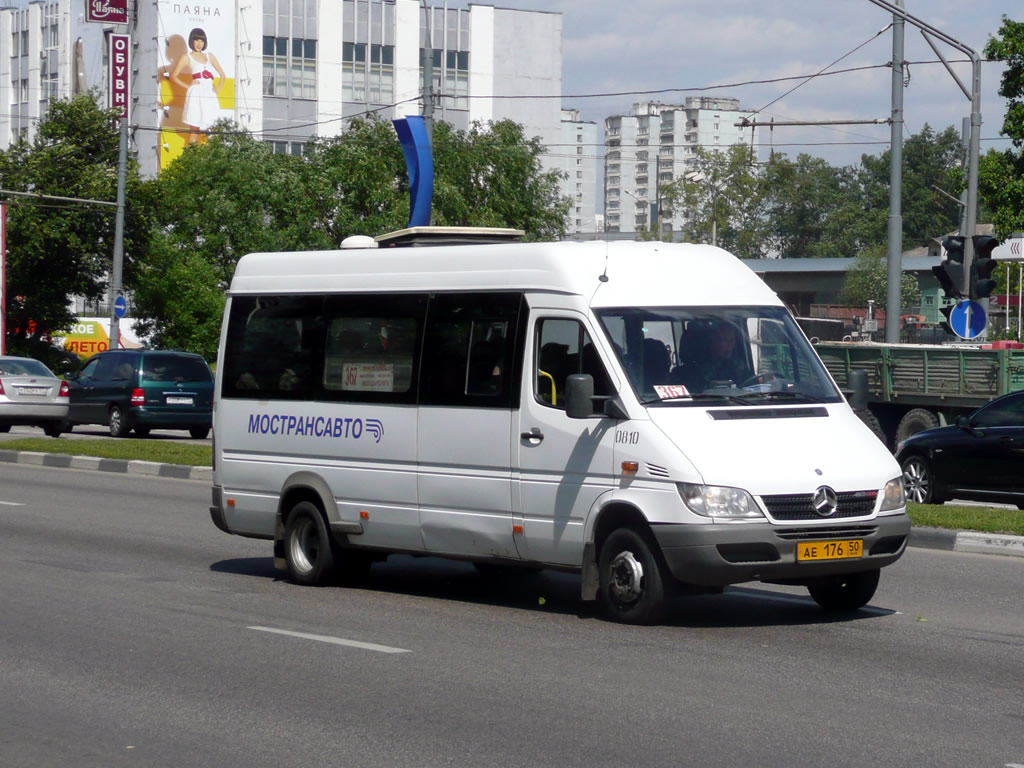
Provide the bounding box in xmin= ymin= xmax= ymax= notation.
xmin=65 ymin=350 xmax=214 ymax=438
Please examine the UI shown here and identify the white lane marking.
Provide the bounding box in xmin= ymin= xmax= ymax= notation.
xmin=248 ymin=626 xmax=411 ymax=654
xmin=0 ymin=500 xmax=25 ymax=506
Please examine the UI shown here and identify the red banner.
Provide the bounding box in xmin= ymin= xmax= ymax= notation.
xmin=85 ymin=0 xmax=129 ymax=24
xmin=109 ymin=34 xmax=130 ymax=119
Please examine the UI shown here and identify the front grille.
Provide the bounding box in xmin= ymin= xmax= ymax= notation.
xmin=762 ymin=490 xmax=877 ymax=521
xmin=774 ymin=524 xmax=878 ymax=541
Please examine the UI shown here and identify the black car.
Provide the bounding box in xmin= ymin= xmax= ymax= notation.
xmin=65 ymin=349 xmax=214 ymax=438
xmin=895 ymin=390 xmax=1024 ymax=508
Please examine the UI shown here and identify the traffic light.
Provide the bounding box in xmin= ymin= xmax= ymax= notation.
xmin=938 ymin=300 xmax=958 ymax=336
xmin=932 ymin=235 xmax=966 ymax=299
xmin=970 ymin=234 xmax=1000 ymax=299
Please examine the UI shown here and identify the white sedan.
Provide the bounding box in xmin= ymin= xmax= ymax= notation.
xmin=0 ymin=356 xmax=69 ymax=437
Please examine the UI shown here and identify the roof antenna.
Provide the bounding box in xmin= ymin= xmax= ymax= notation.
xmin=599 ymin=241 xmax=610 ymax=283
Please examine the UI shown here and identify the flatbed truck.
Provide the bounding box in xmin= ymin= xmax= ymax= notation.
xmin=813 ymin=341 xmax=1024 ymax=449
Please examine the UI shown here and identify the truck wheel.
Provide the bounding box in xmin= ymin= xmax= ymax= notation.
xmin=598 ymin=528 xmax=669 ymax=625
xmin=808 ymin=569 xmax=879 ymax=611
xmin=895 ymin=408 xmax=938 ymax=445
xmin=901 ymin=455 xmax=943 ymax=504
xmin=855 ymin=409 xmax=887 ymax=447
xmin=284 ymin=501 xmax=337 ymax=586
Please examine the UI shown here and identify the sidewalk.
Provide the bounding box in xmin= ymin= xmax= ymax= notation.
xmin=2 ymin=447 xmax=1022 ymax=559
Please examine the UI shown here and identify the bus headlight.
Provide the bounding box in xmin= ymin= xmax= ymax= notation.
xmin=677 ymin=483 xmax=763 ymax=519
xmin=880 ymin=476 xmax=906 ymax=511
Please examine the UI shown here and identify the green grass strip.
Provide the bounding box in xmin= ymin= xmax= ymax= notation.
xmin=1 ymin=438 xmax=211 ymax=467
xmin=907 ymin=503 xmax=1024 ymax=536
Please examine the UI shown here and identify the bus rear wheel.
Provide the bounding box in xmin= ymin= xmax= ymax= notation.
xmin=284 ymin=502 xmax=337 ymax=586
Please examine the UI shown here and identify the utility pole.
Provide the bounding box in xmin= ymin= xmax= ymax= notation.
xmin=885 ymin=0 xmax=905 ymax=344
xmin=865 ymin=0 xmax=983 ymax=315
xmin=421 ymin=2 xmax=434 ymax=143
xmin=108 ymin=117 xmax=128 ymax=351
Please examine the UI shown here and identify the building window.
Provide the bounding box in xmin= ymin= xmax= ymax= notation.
xmin=263 ymin=36 xmax=317 ymax=99
xmin=345 ymin=42 xmax=394 ymax=104
xmin=266 ymin=140 xmax=309 ymax=156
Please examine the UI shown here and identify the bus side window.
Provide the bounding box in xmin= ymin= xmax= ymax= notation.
xmin=535 ymin=319 xmax=612 ymax=414
xmin=419 ymin=293 xmax=522 ymax=408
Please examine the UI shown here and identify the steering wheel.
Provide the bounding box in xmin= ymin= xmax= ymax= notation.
xmin=740 ymin=372 xmax=780 ymax=389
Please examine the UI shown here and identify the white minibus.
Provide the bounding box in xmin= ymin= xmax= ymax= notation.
xmin=209 ymin=235 xmax=910 ymax=624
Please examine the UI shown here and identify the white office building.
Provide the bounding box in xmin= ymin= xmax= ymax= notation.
xmin=557 ymin=108 xmax=599 ymax=234
xmin=604 ymin=97 xmax=754 ymax=234
xmin=0 ymin=0 xmax=563 ymax=179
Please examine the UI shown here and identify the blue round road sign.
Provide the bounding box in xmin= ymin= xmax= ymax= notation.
xmin=949 ymin=300 xmax=986 ymax=340
xmin=113 ymin=295 xmax=127 ymax=319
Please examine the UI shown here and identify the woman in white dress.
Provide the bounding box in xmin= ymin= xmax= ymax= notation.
xmin=170 ymin=28 xmax=226 ymax=145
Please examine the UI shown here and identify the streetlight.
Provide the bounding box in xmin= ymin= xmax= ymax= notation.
xmin=622 ymin=188 xmax=649 ymax=234
xmin=683 ymin=170 xmax=726 ymax=248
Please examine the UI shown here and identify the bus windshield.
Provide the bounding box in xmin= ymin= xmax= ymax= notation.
xmin=594 ymin=306 xmax=843 ymax=406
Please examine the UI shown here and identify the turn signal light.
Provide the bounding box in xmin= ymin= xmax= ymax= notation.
xmin=621 ymin=461 xmax=639 ymax=474
xmin=131 ymin=387 xmax=145 ymax=405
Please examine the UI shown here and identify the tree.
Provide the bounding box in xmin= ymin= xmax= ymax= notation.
xmin=300 ymin=117 xmax=569 ymax=243
xmin=859 ymin=124 xmax=964 ymax=249
xmin=661 ymin=144 xmax=766 ymax=258
xmin=979 ymin=15 xmax=1024 ymax=238
xmin=130 ymin=123 xmax=326 ymax=359
xmin=760 ymin=154 xmax=880 ymax=259
xmin=0 ymin=95 xmax=151 ymax=360
xmin=134 ymin=116 xmax=569 ymax=358
xmin=838 ymin=245 xmax=922 ymax=310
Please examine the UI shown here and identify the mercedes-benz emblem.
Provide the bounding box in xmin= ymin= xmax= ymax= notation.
xmin=812 ymin=486 xmax=839 ymax=517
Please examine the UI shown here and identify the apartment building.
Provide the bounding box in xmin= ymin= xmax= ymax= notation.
xmin=604 ymin=97 xmax=754 ymax=234
xmin=557 ymin=108 xmax=599 ymax=233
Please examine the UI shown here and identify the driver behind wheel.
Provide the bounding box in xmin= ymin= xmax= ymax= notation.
xmin=682 ymin=320 xmax=749 ymax=391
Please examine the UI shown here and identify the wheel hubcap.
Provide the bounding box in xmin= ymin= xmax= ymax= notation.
xmin=609 ymin=550 xmax=645 ymax=604
xmin=903 ymin=461 xmax=929 ymax=503
xmin=110 ymin=410 xmax=121 ymax=433
xmin=289 ymin=517 xmax=318 ymax=574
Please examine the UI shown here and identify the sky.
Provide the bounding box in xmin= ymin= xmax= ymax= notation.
xmin=481 ymin=0 xmax=1016 ymax=168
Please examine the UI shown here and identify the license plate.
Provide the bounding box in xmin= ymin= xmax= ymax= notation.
xmin=166 ymin=396 xmax=194 ymax=405
xmin=797 ymin=539 xmax=863 ymax=561
xmin=18 ymin=387 xmax=48 ymax=396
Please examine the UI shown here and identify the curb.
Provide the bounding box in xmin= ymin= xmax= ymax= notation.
xmin=0 ymin=449 xmax=212 ymax=482
xmin=1 ymin=448 xmax=1021 ymax=559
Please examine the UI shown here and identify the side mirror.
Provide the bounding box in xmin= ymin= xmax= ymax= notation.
xmin=956 ymin=415 xmax=971 ymax=430
xmin=848 ymin=368 xmax=868 ymax=412
xmin=64 ymin=369 xmax=79 ymax=382
xmin=565 ymin=374 xmax=595 ymax=419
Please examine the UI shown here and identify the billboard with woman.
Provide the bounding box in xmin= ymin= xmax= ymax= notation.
xmin=157 ymin=1 xmax=236 ymax=169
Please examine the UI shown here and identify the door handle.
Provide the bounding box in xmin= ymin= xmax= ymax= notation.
xmin=521 ymin=427 xmax=544 ymax=442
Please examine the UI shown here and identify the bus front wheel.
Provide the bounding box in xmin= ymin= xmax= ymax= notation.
xmin=598 ymin=528 xmax=669 ymax=625
xmin=284 ymin=502 xmax=337 ymax=586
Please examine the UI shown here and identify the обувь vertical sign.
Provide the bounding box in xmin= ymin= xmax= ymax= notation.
xmin=109 ymin=34 xmax=130 ymax=119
